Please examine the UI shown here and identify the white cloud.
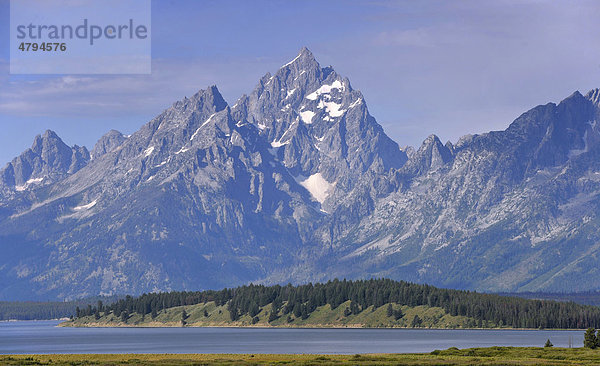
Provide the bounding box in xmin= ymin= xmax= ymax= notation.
xmin=0 ymin=57 xmax=274 ymax=119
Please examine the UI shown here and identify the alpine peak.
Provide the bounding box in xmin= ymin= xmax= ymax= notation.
xmin=586 ymin=88 xmax=600 ymax=106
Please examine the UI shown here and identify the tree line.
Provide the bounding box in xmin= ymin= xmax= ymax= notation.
xmin=0 ymin=301 xmax=78 ymax=320
xmin=74 ymin=279 xmax=600 ymax=329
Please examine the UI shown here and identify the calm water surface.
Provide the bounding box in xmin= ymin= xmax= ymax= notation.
xmin=0 ymin=320 xmax=584 ymax=354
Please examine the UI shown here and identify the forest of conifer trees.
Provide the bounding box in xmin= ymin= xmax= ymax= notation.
xmin=74 ymin=279 xmax=600 ymax=329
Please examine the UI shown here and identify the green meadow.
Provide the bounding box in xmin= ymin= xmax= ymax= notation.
xmin=3 ymin=347 xmax=600 ymax=365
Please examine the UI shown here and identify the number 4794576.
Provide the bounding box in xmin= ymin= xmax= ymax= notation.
xmin=18 ymin=43 xmax=67 ymax=51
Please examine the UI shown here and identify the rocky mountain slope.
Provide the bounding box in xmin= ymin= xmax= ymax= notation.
xmin=1 ymin=48 xmax=599 ymax=300
xmin=0 ymin=130 xmax=89 ymax=202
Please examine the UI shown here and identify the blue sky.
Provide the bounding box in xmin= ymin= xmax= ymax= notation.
xmin=1 ymin=0 xmax=600 ymax=164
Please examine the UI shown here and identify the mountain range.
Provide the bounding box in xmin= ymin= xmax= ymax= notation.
xmin=1 ymin=47 xmax=600 ymax=300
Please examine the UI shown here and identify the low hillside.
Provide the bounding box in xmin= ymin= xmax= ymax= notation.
xmin=64 ymin=279 xmax=600 ymax=329
xmin=67 ymin=300 xmax=476 ymax=328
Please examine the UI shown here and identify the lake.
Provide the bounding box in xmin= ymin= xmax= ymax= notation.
xmin=0 ymin=320 xmax=584 ymax=354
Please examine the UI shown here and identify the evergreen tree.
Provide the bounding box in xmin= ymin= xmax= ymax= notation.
xmin=393 ymin=308 xmax=403 ymax=320
xmin=386 ymin=304 xmax=393 ymax=317
xmin=121 ymin=311 xmax=128 ymax=323
xmin=544 ymin=339 xmax=553 ymax=347
xmin=350 ymin=301 xmax=360 ymax=315
xmin=411 ymin=315 xmax=422 ymax=328
xmin=584 ymin=328 xmax=597 ymax=349
xmin=249 ymin=302 xmax=260 ymax=317
xmin=268 ymin=311 xmax=278 ymax=322
xmin=343 ymin=306 xmax=351 ymax=317
xmin=301 ymin=304 xmax=309 ymax=320
xmin=203 ymin=309 xmax=209 ymax=317
xmin=181 ymin=309 xmax=188 ymax=326
xmin=293 ymin=303 xmax=302 ymax=318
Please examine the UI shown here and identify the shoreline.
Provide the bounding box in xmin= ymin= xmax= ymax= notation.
xmin=0 ymin=318 xmax=69 ymax=322
xmin=59 ymin=321 xmax=586 ymax=331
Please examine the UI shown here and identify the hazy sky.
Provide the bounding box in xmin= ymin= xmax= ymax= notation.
xmin=1 ymin=0 xmax=600 ymax=165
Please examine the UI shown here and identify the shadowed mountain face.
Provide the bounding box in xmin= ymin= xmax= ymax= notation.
xmin=1 ymin=49 xmax=600 ymax=300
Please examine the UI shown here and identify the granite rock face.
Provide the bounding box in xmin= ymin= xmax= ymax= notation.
xmin=1 ymin=49 xmax=600 ymax=300
xmin=90 ymin=130 xmax=128 ymax=160
xmin=0 ymin=130 xmax=90 ymax=202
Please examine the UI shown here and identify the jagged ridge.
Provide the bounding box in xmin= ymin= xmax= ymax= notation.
xmin=1 ymin=48 xmax=600 ymax=300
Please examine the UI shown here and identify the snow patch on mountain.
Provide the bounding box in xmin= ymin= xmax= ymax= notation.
xmin=74 ymin=200 xmax=97 ymax=211
xmin=286 ymin=88 xmax=297 ymax=99
xmin=586 ymin=88 xmax=600 ymax=106
xmin=306 ymin=80 xmax=344 ymax=100
xmin=300 ymin=110 xmax=315 ymax=124
xmin=296 ymin=173 xmax=335 ymax=204
xmin=271 ymin=140 xmax=289 ymax=148
xmin=282 ymin=53 xmax=302 ymax=68
xmin=349 ymin=98 xmax=362 ymax=108
xmin=15 ymin=177 xmax=45 ymax=191
xmin=317 ymin=100 xmax=345 ymax=118
xmin=191 ymin=113 xmax=216 ymax=140
xmin=143 ymin=146 xmax=155 ymax=157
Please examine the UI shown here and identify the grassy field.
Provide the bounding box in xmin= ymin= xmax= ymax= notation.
xmin=2 ymin=347 xmax=600 ymax=365
xmin=65 ymin=300 xmax=479 ymax=329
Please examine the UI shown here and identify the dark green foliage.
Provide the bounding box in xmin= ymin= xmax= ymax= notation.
xmin=301 ymin=304 xmax=309 ymax=320
xmin=544 ymin=339 xmax=553 ymax=347
xmin=203 ymin=309 xmax=208 ymax=317
xmin=293 ymin=302 xmax=302 ymax=318
xmin=120 ymin=311 xmax=128 ymax=323
xmin=343 ymin=306 xmax=351 ymax=317
xmin=350 ymin=301 xmax=360 ymax=315
xmin=584 ymin=328 xmax=597 ymax=348
xmin=74 ymin=279 xmax=600 ymax=329
xmin=268 ymin=311 xmax=278 ymax=322
xmin=386 ymin=303 xmax=402 ymax=320
xmin=500 ymin=291 xmax=600 ymax=307
xmin=411 ymin=314 xmax=422 ymax=328
xmin=181 ymin=309 xmax=188 ymax=326
xmin=0 ymin=296 xmax=119 ymax=321
xmin=249 ymin=302 xmax=260 ymax=317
